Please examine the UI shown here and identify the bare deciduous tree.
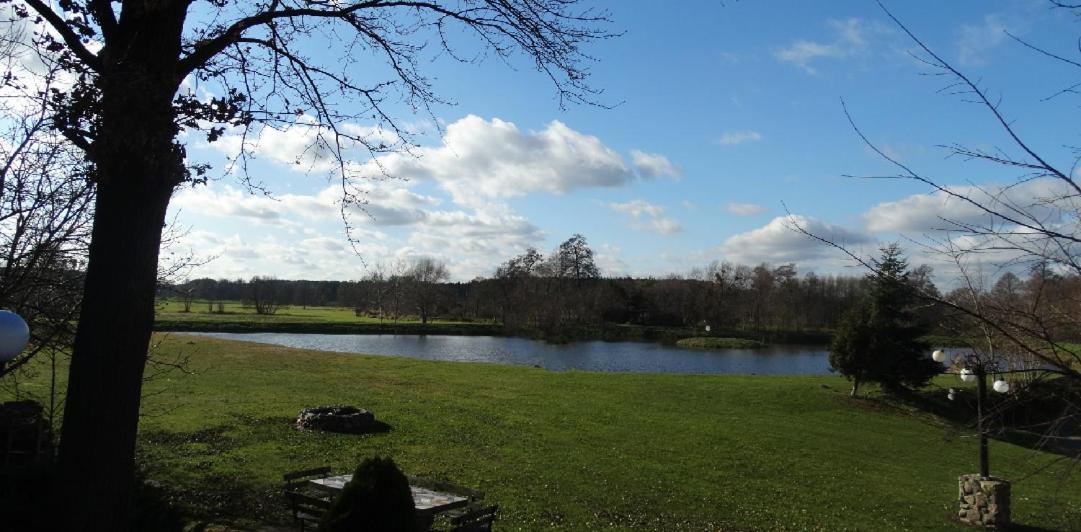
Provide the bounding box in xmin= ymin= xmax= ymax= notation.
xmin=3 ymin=1 xmax=616 ymax=527
xmin=792 ymin=0 xmax=1081 ymax=470
xmin=406 ymin=257 xmax=448 ymax=324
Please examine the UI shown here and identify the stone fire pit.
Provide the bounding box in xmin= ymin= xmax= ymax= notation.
xmin=296 ymin=405 xmax=378 ymax=434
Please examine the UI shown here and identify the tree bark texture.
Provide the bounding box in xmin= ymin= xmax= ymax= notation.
xmin=56 ymin=4 xmax=188 ymax=530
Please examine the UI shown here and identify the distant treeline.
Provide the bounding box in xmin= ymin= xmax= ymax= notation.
xmin=163 ymin=231 xmax=1081 ymax=346
xmin=164 ymin=261 xmax=877 ymax=340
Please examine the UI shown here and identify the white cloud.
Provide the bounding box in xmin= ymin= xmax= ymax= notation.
xmin=610 ymin=199 xmax=663 ymax=218
xmin=172 ymin=230 xmax=393 ymax=281
xmin=168 ymin=182 xmax=546 ymax=281
xmin=210 ymin=115 xmax=403 ymax=173
xmin=406 ymin=203 xmax=544 ymax=278
xmin=208 ymin=114 xmax=665 ymax=215
xmin=862 ymin=179 xmax=1075 ymax=234
xmin=631 ymin=150 xmax=681 ymax=179
xmin=172 ymin=183 xmax=439 ymax=228
xmin=358 ymin=115 xmax=638 ymax=206
xmin=774 ymin=17 xmax=881 ymax=74
xmin=609 ymin=200 xmax=682 ymax=235
xmin=725 ymin=202 xmax=765 ymax=216
xmin=719 ymin=215 xmax=871 ymax=264
xmin=717 ymin=130 xmax=763 ymax=146
xmin=594 ymin=243 xmax=629 ymax=277
xmin=212 ymin=115 xmax=652 ymax=208
xmin=957 ymin=14 xmax=1012 ymax=67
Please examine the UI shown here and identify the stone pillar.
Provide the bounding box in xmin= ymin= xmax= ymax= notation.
xmin=958 ymin=474 xmax=1011 ymax=528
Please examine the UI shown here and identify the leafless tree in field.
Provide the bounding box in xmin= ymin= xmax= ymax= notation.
xmin=791 ymin=1 xmax=1081 ymax=467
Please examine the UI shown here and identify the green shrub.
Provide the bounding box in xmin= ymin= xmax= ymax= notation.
xmin=319 ymin=456 xmax=416 ymax=532
xmin=675 ymin=337 xmax=765 ymax=349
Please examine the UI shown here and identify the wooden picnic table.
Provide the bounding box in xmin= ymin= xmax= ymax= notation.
xmin=308 ymin=474 xmax=470 ymax=528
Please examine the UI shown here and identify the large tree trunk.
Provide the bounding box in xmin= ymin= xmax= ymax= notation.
xmin=56 ymin=5 xmax=187 ymax=527
xmin=57 ymin=177 xmax=173 ymax=530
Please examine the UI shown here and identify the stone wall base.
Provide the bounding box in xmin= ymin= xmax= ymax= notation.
xmin=958 ymin=474 xmax=1011 ymax=528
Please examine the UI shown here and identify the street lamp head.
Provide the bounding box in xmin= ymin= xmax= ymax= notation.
xmin=0 ymin=310 xmax=29 ymax=362
xmin=932 ymin=349 xmax=949 ymax=363
xmin=993 ymin=379 xmax=1009 ymax=394
xmin=959 ymin=368 xmax=976 ymax=383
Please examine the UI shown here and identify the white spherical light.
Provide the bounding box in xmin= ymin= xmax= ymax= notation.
xmin=993 ymin=379 xmax=1009 ymax=394
xmin=947 ymin=388 xmax=956 ymax=401
xmin=932 ymin=349 xmax=948 ymax=363
xmin=959 ymin=368 xmax=976 ymax=383
xmin=0 ymin=310 xmax=29 ymax=362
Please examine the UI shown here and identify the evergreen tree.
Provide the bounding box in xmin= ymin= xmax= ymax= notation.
xmin=830 ymin=244 xmax=941 ymax=396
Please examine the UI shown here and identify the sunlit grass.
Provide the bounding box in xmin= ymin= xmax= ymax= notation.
xmin=17 ymin=335 xmax=1072 ymax=530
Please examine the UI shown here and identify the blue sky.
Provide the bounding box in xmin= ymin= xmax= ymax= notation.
xmin=168 ymin=0 xmax=1080 ymax=282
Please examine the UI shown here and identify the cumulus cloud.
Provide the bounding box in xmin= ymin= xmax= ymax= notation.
xmin=610 ymin=199 xmax=663 ymax=218
xmin=774 ymin=18 xmax=881 ymax=74
xmin=725 ymin=202 xmax=765 ymax=216
xmin=405 ymin=203 xmax=544 ymax=278
xmin=210 ymin=115 xmax=403 ymax=173
xmin=631 ymin=150 xmax=681 ymax=179
xmin=173 ymin=230 xmax=395 ymax=281
xmin=862 ymin=179 xmax=1074 ymax=233
xmin=609 ymin=199 xmax=682 ymax=235
xmin=213 ymin=115 xmax=667 ymax=207
xmin=352 ymin=115 xmax=641 ymax=205
xmin=717 ymin=130 xmax=762 ymax=146
xmin=168 ymin=182 xmax=547 ymax=281
xmin=719 ymin=215 xmax=871 ymax=264
xmin=172 ymin=184 xmax=440 ymax=228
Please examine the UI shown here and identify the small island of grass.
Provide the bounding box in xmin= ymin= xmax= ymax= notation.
xmin=675 ymin=337 xmax=766 ymax=349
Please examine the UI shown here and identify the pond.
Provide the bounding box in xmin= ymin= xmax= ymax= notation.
xmin=183 ymin=332 xmax=834 ymax=375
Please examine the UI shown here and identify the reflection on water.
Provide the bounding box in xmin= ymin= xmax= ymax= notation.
xmin=181 ymin=332 xmax=833 ymax=376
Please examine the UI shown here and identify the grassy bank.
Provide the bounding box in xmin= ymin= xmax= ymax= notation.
xmin=156 ymin=300 xmax=840 ymax=345
xmin=14 ymin=335 xmax=1081 ymax=530
xmin=675 ymin=337 xmax=766 ymax=349
xmin=154 ymin=299 xmax=502 ymax=336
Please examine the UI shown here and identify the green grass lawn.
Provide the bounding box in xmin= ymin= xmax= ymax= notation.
xmin=12 ymin=335 xmax=1081 ymax=530
xmin=153 ymin=299 xmax=502 ymax=336
xmin=155 ymin=299 xmax=490 ymax=325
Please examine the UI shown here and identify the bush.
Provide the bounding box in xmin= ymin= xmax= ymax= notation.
xmin=319 ymin=456 xmax=416 ymax=532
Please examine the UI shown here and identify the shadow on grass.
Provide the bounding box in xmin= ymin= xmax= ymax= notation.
xmin=137 ymin=413 xmax=395 ymax=528
xmin=847 ymin=383 xmax=1081 ymax=458
xmin=1007 ymin=523 xmax=1063 ymax=532
xmin=298 ymin=418 xmax=393 ymax=436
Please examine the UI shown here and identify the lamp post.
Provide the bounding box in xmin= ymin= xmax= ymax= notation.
xmin=935 ymin=349 xmax=1012 ymax=527
xmin=0 ymin=310 xmax=29 ymax=372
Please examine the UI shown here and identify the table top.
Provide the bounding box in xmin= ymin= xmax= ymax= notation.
xmin=309 ymin=474 xmax=469 ymax=514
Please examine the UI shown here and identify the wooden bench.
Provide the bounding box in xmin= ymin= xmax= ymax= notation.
xmin=450 ymin=505 xmax=498 ymax=532
xmin=283 ymin=467 xmax=333 ymax=531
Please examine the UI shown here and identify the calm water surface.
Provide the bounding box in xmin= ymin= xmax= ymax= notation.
xmin=184 ymin=332 xmax=832 ymax=375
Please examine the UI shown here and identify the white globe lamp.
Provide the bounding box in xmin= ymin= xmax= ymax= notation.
xmin=0 ymin=310 xmax=29 ymax=364
xmin=993 ymin=379 xmax=1009 ymax=394
xmin=959 ymin=368 xmax=976 ymax=383
xmin=932 ymin=349 xmax=949 ymax=363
